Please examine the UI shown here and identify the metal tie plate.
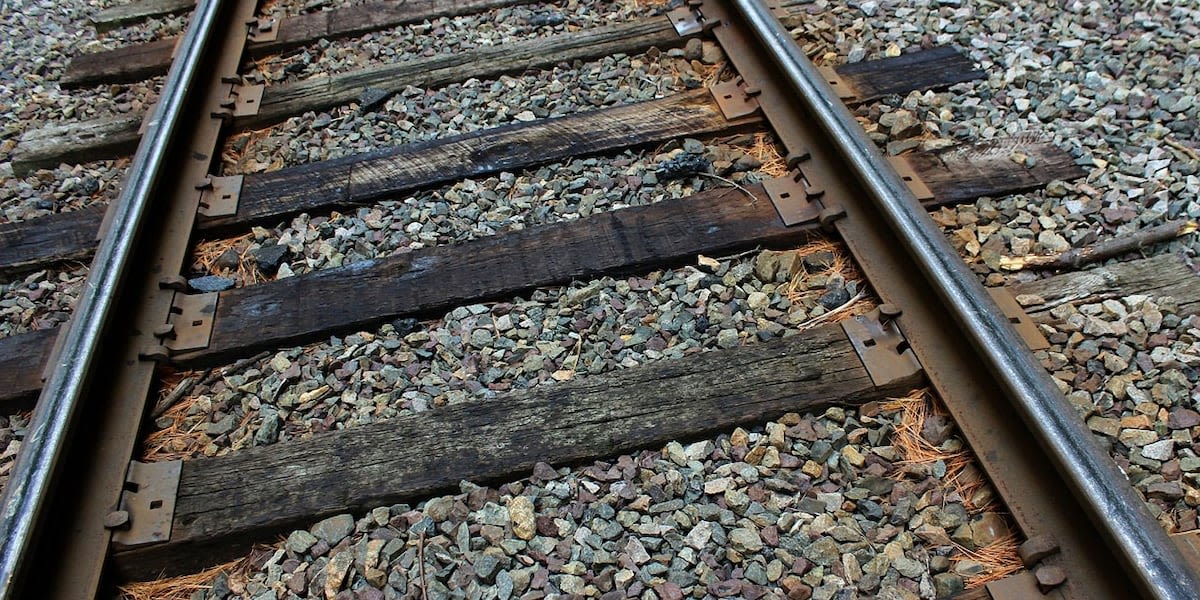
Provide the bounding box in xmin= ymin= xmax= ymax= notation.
xmin=162 ymin=291 xmax=219 ymax=353
xmin=110 ymin=460 xmax=181 ymax=548
xmin=196 ymin=174 xmax=243 ymax=217
xmin=212 ymin=81 xmax=264 ymax=119
xmin=709 ymin=79 xmax=761 ymax=119
xmin=842 ymin=308 xmax=923 ymax=387
xmin=247 ymin=16 xmax=278 ymax=43
xmin=887 ymin=155 xmax=935 ymax=202
xmin=763 ymin=171 xmax=823 ymax=226
xmin=817 ymin=66 xmax=857 ymax=102
xmin=667 ymin=6 xmax=705 ymax=36
xmin=988 ymin=287 xmax=1050 ymax=351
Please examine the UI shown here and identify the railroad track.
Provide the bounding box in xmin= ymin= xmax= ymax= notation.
xmin=0 ymin=0 xmax=1198 ymax=598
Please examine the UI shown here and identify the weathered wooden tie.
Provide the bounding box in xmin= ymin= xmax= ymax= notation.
xmin=20 ymin=18 xmax=686 ymax=174
xmin=69 ymin=0 xmax=526 ymax=87
xmin=90 ymin=0 xmax=194 ymax=31
xmin=0 ymin=204 xmax=107 ymax=275
xmin=209 ymin=89 xmax=753 ymax=229
xmin=183 ymin=137 xmax=1081 ymax=366
xmin=0 ymin=328 xmax=57 ymax=404
xmin=113 ymin=323 xmax=915 ymax=578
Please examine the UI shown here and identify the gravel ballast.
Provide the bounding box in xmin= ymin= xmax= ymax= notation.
xmin=145 ymin=401 xmax=1011 ymax=600
xmin=0 ymin=0 xmax=1197 ymax=597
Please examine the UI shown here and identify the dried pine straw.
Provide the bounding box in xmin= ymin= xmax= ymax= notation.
xmin=664 ymin=55 xmax=727 ymax=88
xmin=119 ymin=556 xmax=253 ymax=600
xmin=221 ymin=129 xmax=267 ymax=170
xmin=222 ymin=127 xmax=288 ymax=174
xmin=193 ymin=233 xmax=264 ymax=286
xmin=952 ymin=534 xmax=1025 ymax=588
xmin=142 ymin=393 xmax=209 ymax=462
xmin=139 ymin=366 xmax=205 ymax=461
xmin=883 ymin=389 xmax=1022 ymax=588
xmin=782 ymin=239 xmax=877 ymax=329
xmin=882 ymin=389 xmax=999 ymax=511
xmin=700 ymin=61 xmax=727 ymax=87
xmin=749 ymin=132 xmax=789 ymax=178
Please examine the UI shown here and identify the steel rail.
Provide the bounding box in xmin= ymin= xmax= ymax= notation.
xmin=0 ymin=0 xmax=227 ymax=596
xmin=726 ymin=0 xmax=1199 ymax=597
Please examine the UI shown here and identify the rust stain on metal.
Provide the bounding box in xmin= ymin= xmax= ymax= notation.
xmin=709 ymin=79 xmax=761 ymax=120
xmin=841 ymin=308 xmax=923 ymax=387
xmin=988 ymin=287 xmax=1050 ymax=351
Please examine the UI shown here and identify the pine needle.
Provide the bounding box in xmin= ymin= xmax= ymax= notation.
xmin=882 ymin=390 xmax=1022 ymax=588
xmin=192 ymin=233 xmax=263 ymax=286
xmin=748 ymin=132 xmax=790 ymax=178
xmin=779 ymin=240 xmax=876 ymax=325
xmin=952 ymin=534 xmax=1024 ymax=588
xmin=118 ymin=556 xmax=252 ymax=600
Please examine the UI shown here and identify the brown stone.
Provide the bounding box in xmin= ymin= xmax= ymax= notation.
xmin=1169 ymin=408 xmax=1200 ymax=429
xmin=655 ymin=582 xmax=684 ymax=600
xmin=780 ymin=576 xmax=813 ymax=599
xmin=969 ymin=512 xmax=1011 ymax=547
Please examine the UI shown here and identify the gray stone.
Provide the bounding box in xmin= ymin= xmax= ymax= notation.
xmin=818 ymin=287 xmax=851 ymax=310
xmin=1038 ymin=231 xmax=1071 ymax=253
xmin=894 ymin=556 xmax=926 ymax=578
xmin=425 ymin=496 xmax=454 ymax=521
xmin=1142 ymin=439 xmax=1175 ymax=461
xmin=495 ymin=570 xmax=515 ymax=600
xmin=214 ymin=249 xmax=241 ymax=270
xmin=206 ymin=414 xmax=237 ymax=437
xmin=252 ymin=245 xmax=289 ymax=274
xmin=700 ymin=41 xmax=724 ymax=65
xmin=188 ymin=275 xmax=236 ymax=293
xmin=887 ymin=110 xmax=923 ymax=139
xmin=474 ymin=554 xmax=502 ymax=583
xmin=625 ymin=537 xmax=650 ymax=564
xmin=311 ymin=514 xmax=355 ymax=545
xmin=682 ymin=138 xmax=706 ymax=154
xmin=286 ymin=529 xmax=318 ymax=555
xmin=358 ymin=87 xmax=391 ymax=112
xmin=255 ymin=407 xmax=281 ymax=445
xmin=933 ymin=573 xmax=964 ymax=599
xmin=559 ymin=574 xmax=586 ymax=594
xmin=476 ymin=502 xmax=510 ymax=527
xmin=717 ymin=328 xmax=739 ymax=349
xmin=729 ymin=527 xmax=763 ymax=553
xmin=803 ymin=537 xmax=840 ymax=566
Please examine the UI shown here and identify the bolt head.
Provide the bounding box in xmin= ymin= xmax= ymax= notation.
xmin=104 ymin=510 xmax=130 ymax=529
